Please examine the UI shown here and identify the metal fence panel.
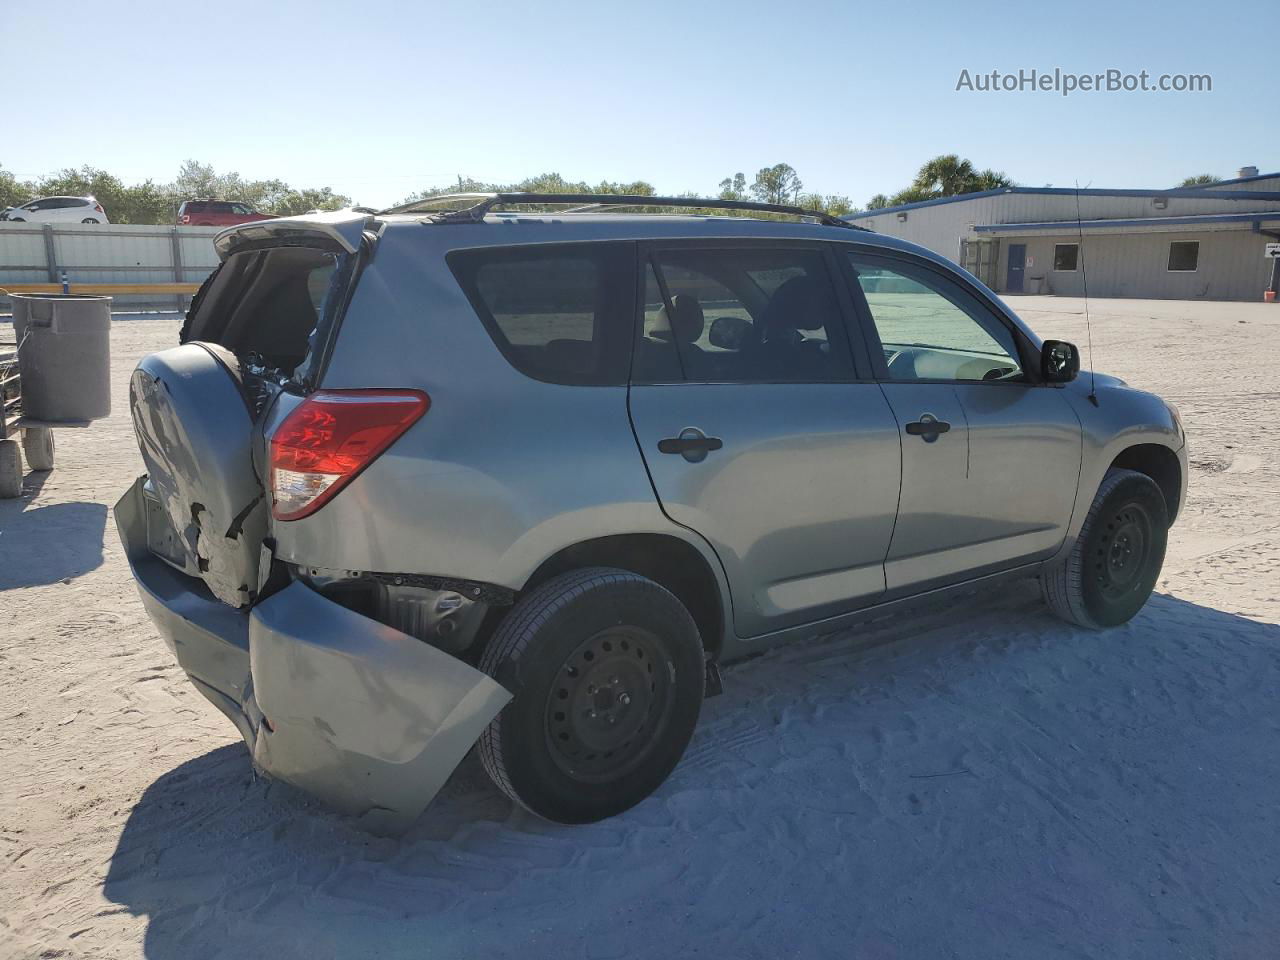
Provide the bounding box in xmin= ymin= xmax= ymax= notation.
xmin=1 ymin=223 xmax=223 ymax=311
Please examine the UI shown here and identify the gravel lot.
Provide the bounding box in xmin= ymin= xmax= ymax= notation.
xmin=3 ymin=297 xmax=1279 ymax=960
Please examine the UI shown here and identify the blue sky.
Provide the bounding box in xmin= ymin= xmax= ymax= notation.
xmin=4 ymin=0 xmax=1269 ymax=207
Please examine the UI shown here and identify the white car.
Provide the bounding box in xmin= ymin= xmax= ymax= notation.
xmin=0 ymin=196 xmax=110 ymax=224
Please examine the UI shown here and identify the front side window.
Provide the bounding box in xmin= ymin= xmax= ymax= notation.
xmin=1053 ymin=243 xmax=1079 ymax=272
xmin=849 ymin=255 xmax=1024 ymax=382
xmin=1168 ymin=241 xmax=1199 ymax=272
xmin=633 ymin=246 xmax=851 ymax=383
xmin=450 ymin=243 xmax=632 ymax=385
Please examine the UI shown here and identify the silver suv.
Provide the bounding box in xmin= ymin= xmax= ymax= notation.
xmin=118 ymin=194 xmax=1187 ymax=832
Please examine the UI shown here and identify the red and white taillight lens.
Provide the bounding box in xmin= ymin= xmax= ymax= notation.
xmin=269 ymin=389 xmax=429 ymax=520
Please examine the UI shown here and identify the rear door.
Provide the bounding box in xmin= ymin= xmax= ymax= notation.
xmin=842 ymin=249 xmax=1082 ymax=593
xmin=627 ymin=241 xmax=901 ymax=639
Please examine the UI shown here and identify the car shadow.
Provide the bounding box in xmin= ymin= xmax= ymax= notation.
xmin=103 ymin=588 xmax=1280 ymax=960
xmin=0 ymin=471 xmax=106 ymax=588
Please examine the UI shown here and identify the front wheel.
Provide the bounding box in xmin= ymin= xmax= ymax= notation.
xmin=479 ymin=568 xmax=705 ymax=823
xmin=1042 ymin=468 xmax=1168 ymax=628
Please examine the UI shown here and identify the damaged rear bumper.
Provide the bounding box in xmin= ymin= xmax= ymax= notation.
xmin=115 ymin=476 xmax=512 ymax=833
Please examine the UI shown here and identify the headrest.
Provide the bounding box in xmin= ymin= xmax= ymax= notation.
xmin=762 ymin=275 xmax=828 ymax=334
xmin=650 ymin=294 xmax=705 ymax=345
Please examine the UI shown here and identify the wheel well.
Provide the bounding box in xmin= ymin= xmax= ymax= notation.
xmin=1110 ymin=444 xmax=1181 ymax=523
xmin=523 ymin=534 xmax=725 ymax=659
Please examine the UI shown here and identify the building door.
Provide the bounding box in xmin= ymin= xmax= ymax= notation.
xmin=1005 ymin=243 xmax=1026 ymax=292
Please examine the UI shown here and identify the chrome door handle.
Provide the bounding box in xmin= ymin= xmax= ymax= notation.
xmin=904 ymin=414 xmax=951 ymax=443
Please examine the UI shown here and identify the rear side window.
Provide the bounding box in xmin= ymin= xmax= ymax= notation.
xmin=449 ymin=243 xmax=633 ymax=385
xmin=634 ymin=246 xmax=853 ymax=383
xmin=183 ymin=201 xmax=206 ymax=212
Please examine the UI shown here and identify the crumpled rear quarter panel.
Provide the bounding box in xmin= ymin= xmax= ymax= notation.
xmin=248 ymin=581 xmax=512 ymax=834
xmin=116 ymin=479 xmax=512 ymax=835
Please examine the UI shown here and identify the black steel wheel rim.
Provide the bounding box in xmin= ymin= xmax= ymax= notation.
xmin=1095 ymin=500 xmax=1152 ymax=600
xmin=545 ymin=626 xmax=674 ymax=782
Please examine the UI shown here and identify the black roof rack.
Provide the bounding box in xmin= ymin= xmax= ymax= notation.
xmin=379 ymin=192 xmax=869 ymax=230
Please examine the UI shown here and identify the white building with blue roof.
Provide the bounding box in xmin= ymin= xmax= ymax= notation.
xmin=844 ymin=168 xmax=1280 ymax=301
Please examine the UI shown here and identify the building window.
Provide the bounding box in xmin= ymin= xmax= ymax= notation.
xmin=1053 ymin=243 xmax=1079 ymax=272
xmin=1168 ymin=241 xmax=1200 ymax=272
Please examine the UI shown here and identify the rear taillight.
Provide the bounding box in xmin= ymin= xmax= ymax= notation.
xmin=94 ymin=202 xmax=104 ymax=213
xmin=269 ymin=390 xmax=429 ymax=520
xmin=180 ymin=214 xmax=190 ymax=224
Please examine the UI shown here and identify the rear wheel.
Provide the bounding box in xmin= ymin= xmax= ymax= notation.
xmin=1042 ymin=468 xmax=1168 ymax=628
xmin=81 ymin=218 xmax=99 ymax=224
xmin=478 ymin=568 xmax=705 ymax=823
xmin=22 ymin=428 xmax=54 ymax=471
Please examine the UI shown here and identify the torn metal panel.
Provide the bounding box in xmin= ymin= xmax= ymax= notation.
xmin=114 ymin=477 xmax=253 ymax=708
xmin=129 ymin=344 xmax=267 ymax=607
xmin=118 ymin=478 xmax=513 ymax=834
xmin=248 ymin=581 xmax=512 ymax=834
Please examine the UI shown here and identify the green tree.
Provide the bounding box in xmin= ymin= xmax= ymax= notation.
xmin=889 ymin=185 xmax=933 ymax=206
xmin=1178 ymin=173 xmax=1219 ymax=186
xmin=169 ymin=159 xmax=351 ymax=216
xmin=969 ymin=168 xmax=1015 ymax=191
xmin=0 ymin=165 xmax=35 ymax=209
xmin=797 ymin=193 xmax=855 ymax=216
xmin=718 ymin=173 xmax=747 ymax=201
xmin=750 ymin=163 xmax=803 ymax=205
xmin=866 ymin=193 xmax=890 ymax=210
xmin=913 ymin=154 xmax=976 ymax=197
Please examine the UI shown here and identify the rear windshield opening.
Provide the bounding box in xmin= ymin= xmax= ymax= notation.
xmin=182 ymin=244 xmax=349 ymax=383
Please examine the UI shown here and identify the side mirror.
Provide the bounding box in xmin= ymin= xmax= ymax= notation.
xmin=1041 ymin=340 xmax=1080 ymax=383
xmin=708 ymin=315 xmax=754 ymax=351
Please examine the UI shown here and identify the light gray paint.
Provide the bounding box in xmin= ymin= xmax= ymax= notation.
xmin=118 ymin=211 xmax=1188 ymax=828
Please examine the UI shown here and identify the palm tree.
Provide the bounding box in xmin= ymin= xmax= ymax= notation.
xmin=913 ymin=154 xmax=976 ymax=197
xmin=969 ymin=168 xmax=1015 ymax=191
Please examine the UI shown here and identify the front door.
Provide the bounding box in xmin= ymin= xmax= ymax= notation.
xmin=627 ymin=242 xmax=902 ymax=638
xmin=1005 ymin=243 xmax=1026 ymax=293
xmin=844 ymin=250 xmax=1082 ymax=593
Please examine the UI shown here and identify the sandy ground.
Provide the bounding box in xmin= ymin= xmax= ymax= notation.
xmin=2 ymin=297 xmax=1279 ymax=960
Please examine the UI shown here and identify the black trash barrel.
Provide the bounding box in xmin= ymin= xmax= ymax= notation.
xmin=11 ymin=294 xmax=112 ymax=422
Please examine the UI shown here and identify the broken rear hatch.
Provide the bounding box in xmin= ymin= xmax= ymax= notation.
xmin=120 ymin=213 xmax=511 ymax=832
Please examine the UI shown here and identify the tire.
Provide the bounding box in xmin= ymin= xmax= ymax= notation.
xmin=1042 ymin=468 xmax=1168 ymax=628
xmin=0 ymin=438 xmax=22 ymax=498
xmin=22 ymin=428 xmax=54 ymax=471
xmin=9 ymin=217 xmax=24 ymax=222
xmin=81 ymin=218 xmax=99 ymax=224
xmin=478 ymin=567 xmax=705 ymax=823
